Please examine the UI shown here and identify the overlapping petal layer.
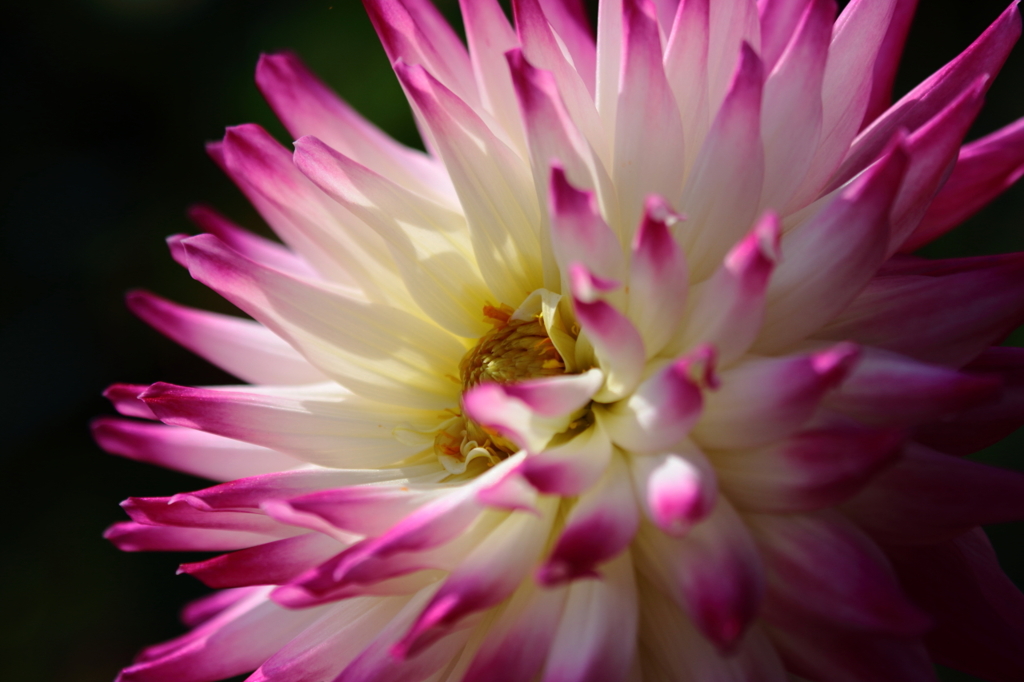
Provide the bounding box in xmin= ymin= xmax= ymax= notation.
xmin=101 ymin=1 xmax=1024 ymax=681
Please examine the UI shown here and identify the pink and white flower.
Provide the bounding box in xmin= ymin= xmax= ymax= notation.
xmin=98 ymin=0 xmax=1024 ymax=680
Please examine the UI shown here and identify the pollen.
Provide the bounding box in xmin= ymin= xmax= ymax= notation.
xmin=459 ymin=304 xmax=566 ymax=392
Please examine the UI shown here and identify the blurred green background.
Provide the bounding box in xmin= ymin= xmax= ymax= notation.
xmin=0 ymin=1 xmax=1021 ymax=680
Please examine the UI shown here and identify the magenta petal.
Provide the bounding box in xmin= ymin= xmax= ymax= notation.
xmin=636 ymin=500 xmax=764 ymax=651
xmin=254 ymin=52 xmax=452 ymax=204
xmin=92 ymin=418 xmax=301 ymax=482
xmin=711 ymin=425 xmax=903 ymax=513
xmin=914 ymin=346 xmax=1024 ymax=455
xmin=842 ymin=443 xmax=1024 ymax=544
xmin=824 ymin=347 xmax=1002 ymax=427
xmin=179 ymin=532 xmax=342 ymax=589
xmin=598 ymin=348 xmax=709 ymax=453
xmin=363 ymin=0 xmax=479 ymax=108
xmin=126 ymin=289 xmax=328 ymax=386
xmin=863 ymin=0 xmax=919 ymax=125
xmin=886 ymin=528 xmax=1024 ymax=681
xmin=748 ymin=511 xmax=931 ymax=636
xmin=694 ymin=344 xmax=859 ymax=450
xmin=906 ymin=116 xmax=1024 ymax=250
xmin=179 ymin=587 xmax=261 ymax=628
xmin=537 ymin=456 xmax=639 ymax=585
xmin=103 ymin=384 xmax=157 ymax=419
xmin=766 ymin=618 xmax=936 ymax=682
xmin=817 ymin=252 xmax=1024 ymax=368
xmin=547 ymin=165 xmax=625 ymax=282
xmin=628 ymin=195 xmax=689 ymax=358
xmin=104 ymin=522 xmax=278 ymax=553
xmin=839 ymin=1 xmax=1021 ymax=185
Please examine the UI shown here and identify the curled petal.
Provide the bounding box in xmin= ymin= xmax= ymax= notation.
xmin=627 ymin=196 xmax=689 ymax=359
xmin=597 ymin=347 xmax=711 ymax=453
xmin=572 ymin=272 xmax=647 ymax=401
xmin=676 ymin=212 xmax=778 ymax=364
xmin=631 ymin=446 xmax=718 ymax=536
xmin=462 ymin=369 xmax=603 ymax=453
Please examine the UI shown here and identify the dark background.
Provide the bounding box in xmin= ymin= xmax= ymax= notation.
xmin=1 ymin=1 xmax=1022 ymax=680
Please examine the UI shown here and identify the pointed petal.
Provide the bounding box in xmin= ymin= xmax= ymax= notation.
xmin=664 ymin=0 xmax=710 ymax=176
xmin=572 ymin=271 xmax=647 ymax=401
xmin=840 ymin=1 xmax=1021 ymax=187
xmin=887 ymin=78 xmax=987 ymax=253
xmin=178 ymin=233 xmax=463 ymax=409
xmin=693 ymin=345 xmax=859 ymax=450
xmin=598 ymin=349 xmax=710 ymax=453
xmin=863 ymin=0 xmax=919 ymax=124
xmin=548 ymin=165 xmax=626 ymax=283
xmin=906 ymin=116 xmax=1024 ymax=250
xmin=216 ymin=124 xmax=406 ymax=301
xmin=679 ymin=44 xmax=765 ymax=281
xmin=842 ymin=443 xmax=1024 ymax=544
xmin=139 ymin=382 xmax=434 ymax=468
xmin=91 ymin=417 xmax=301 ymax=482
xmin=362 ymin=0 xmax=479 ymax=108
xmin=756 ymin=140 xmax=908 ymax=353
xmin=459 ymin=0 xmax=527 ymax=154
xmin=886 ymin=528 xmax=1024 ymax=682
xmin=179 ymin=532 xmax=344 ymax=588
xmin=760 ymin=0 xmax=834 ymax=211
xmin=514 ymin=0 xmax=606 ymax=163
xmin=914 ymin=346 xmax=1024 ymax=455
xmin=396 ymin=61 xmax=544 ymax=305
xmin=816 ymin=253 xmax=1024 ymax=368
xmin=748 ymin=510 xmax=930 ymax=635
xmin=105 ymin=522 xmax=280 ymax=552
xmin=789 ymin=0 xmax=898 ymax=206
xmin=614 ymin=0 xmax=686 ymax=228
xmin=824 ymin=347 xmax=1002 ymax=427
xmin=710 ymin=425 xmax=903 ymax=513
xmin=634 ymin=499 xmax=764 ymax=650
xmin=676 ymin=212 xmax=778 ymax=364
xmin=394 ymin=500 xmax=556 ymax=657
xmin=627 ymin=198 xmax=689 ymax=360
xmin=187 ymin=204 xmax=320 ymax=279
xmin=293 ymin=135 xmax=491 ymax=337
xmin=255 ymin=52 xmax=455 ymax=205
xmin=127 ymin=290 xmax=329 ymax=386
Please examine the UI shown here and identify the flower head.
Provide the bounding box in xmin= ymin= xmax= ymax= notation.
xmin=98 ymin=0 xmax=1024 ymax=680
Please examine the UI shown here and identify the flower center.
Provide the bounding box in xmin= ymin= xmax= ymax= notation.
xmin=433 ymin=304 xmax=567 ymax=473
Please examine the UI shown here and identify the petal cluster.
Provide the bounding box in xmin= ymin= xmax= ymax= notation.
xmin=98 ymin=1 xmax=1024 ymax=681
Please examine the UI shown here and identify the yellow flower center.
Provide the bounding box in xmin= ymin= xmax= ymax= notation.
xmin=433 ymin=304 xmax=567 ymax=472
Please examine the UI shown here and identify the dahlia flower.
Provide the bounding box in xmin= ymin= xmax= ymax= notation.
xmin=97 ymin=0 xmax=1024 ymax=680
